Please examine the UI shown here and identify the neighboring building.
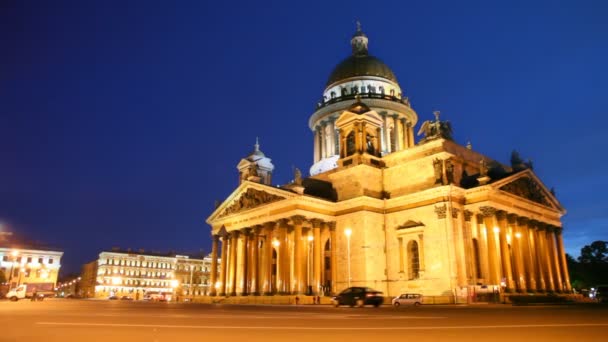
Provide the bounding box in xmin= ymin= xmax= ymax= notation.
xmin=90 ymin=249 xmax=217 ymax=299
xmin=78 ymin=260 xmax=98 ymax=298
xmin=0 ymin=246 xmax=63 ymax=290
xmin=205 ymin=26 xmax=570 ymax=300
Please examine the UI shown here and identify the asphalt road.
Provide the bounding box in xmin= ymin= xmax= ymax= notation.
xmin=1 ymin=299 xmax=607 ymax=342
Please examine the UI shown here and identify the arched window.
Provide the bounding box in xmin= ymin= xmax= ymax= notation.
xmin=472 ymin=238 xmax=482 ymax=279
xmin=407 ymin=240 xmax=420 ymax=280
xmin=346 ymin=131 xmax=356 ymax=156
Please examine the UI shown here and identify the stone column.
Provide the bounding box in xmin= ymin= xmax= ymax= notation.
xmin=292 ymin=216 xmax=304 ymax=294
xmin=329 ymin=223 xmax=337 ymax=295
xmin=239 ymin=230 xmax=250 ymax=295
xmin=463 ymin=210 xmax=475 ymax=283
xmin=530 ymin=223 xmax=546 ymax=291
xmin=475 ymin=214 xmax=490 ymax=282
xmin=556 ymin=229 xmax=572 ymax=291
xmin=209 ymin=235 xmax=219 ymax=296
xmin=252 ymin=226 xmax=260 ymax=295
xmin=263 ymin=222 xmax=275 ymax=295
xmin=320 ymin=122 xmax=327 ymax=159
xmin=508 ymin=215 xmax=525 ymax=292
xmin=547 ymin=227 xmax=563 ymax=292
xmin=400 ymin=118 xmax=408 ymax=149
xmin=496 ymin=211 xmax=514 ymax=290
xmin=407 ymin=121 xmax=414 ymax=147
xmin=392 ymin=115 xmax=400 ymax=151
xmin=480 ymin=207 xmax=501 ymax=285
xmin=382 ymin=112 xmax=391 ymax=154
xmin=521 ymin=218 xmax=537 ymax=292
xmin=229 ymin=231 xmax=239 ymax=296
xmin=314 ymin=127 xmax=320 ymax=162
xmin=312 ymin=220 xmax=322 ymax=295
xmin=277 ymin=219 xmax=290 ymax=294
xmin=219 ymin=234 xmax=229 ymax=296
xmin=539 ymin=224 xmax=556 ymax=291
xmin=328 ymin=118 xmax=336 ymax=157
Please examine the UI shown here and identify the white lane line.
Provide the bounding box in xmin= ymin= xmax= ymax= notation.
xmin=36 ymin=322 xmax=608 ymax=330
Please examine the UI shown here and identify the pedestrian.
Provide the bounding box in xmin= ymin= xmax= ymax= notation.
xmin=31 ymin=289 xmax=37 ymax=302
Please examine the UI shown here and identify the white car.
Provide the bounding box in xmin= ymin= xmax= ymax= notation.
xmin=392 ymin=293 xmax=423 ymax=307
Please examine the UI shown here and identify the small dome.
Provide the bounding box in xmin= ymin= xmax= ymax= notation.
xmin=326 ymin=54 xmax=397 ymax=87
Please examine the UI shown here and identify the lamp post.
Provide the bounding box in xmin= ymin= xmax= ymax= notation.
xmin=307 ymin=234 xmax=313 ymax=295
xmin=272 ymin=239 xmax=280 ymax=293
xmin=344 ymin=228 xmax=352 ymax=288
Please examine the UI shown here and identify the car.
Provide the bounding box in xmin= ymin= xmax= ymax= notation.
xmin=332 ymin=287 xmax=384 ymax=307
xmin=108 ymin=295 xmax=118 ymax=300
xmin=392 ymin=293 xmax=423 ymax=307
xmin=594 ymin=285 xmax=608 ymax=303
xmin=120 ymin=295 xmax=133 ymax=300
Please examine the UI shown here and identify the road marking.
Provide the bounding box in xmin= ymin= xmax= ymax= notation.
xmin=36 ymin=322 xmax=608 ymax=330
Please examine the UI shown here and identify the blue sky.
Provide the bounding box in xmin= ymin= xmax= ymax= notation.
xmin=0 ymin=0 xmax=606 ymax=274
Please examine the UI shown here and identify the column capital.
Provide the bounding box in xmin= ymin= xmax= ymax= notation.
xmin=479 ymin=206 xmax=497 ymax=217
xmin=311 ymin=219 xmax=323 ymax=229
xmin=327 ymin=221 xmax=337 ymax=231
xmin=517 ymin=216 xmax=529 ymax=225
xmin=507 ymin=213 xmax=518 ymax=224
xmin=451 ymin=207 xmax=460 ymax=219
xmin=495 ymin=210 xmax=507 ymax=220
xmin=290 ymin=215 xmax=306 ymax=226
xmin=434 ymin=203 xmax=447 ymax=219
xmin=464 ymin=210 xmax=473 ymax=222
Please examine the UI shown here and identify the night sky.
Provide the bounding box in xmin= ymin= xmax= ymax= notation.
xmin=1 ymin=0 xmax=606 ymax=275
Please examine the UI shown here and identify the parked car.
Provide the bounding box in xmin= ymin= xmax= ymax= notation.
xmin=392 ymin=293 xmax=423 ymax=307
xmin=332 ymin=287 xmax=384 ymax=307
xmin=108 ymin=295 xmax=118 ymax=300
xmin=120 ymin=295 xmax=133 ymax=301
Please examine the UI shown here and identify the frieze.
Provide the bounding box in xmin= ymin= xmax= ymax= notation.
xmin=219 ymin=188 xmax=286 ymax=218
xmin=499 ymin=177 xmax=551 ymax=207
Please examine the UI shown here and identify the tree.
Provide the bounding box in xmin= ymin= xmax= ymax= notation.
xmin=578 ymin=241 xmax=608 ymax=264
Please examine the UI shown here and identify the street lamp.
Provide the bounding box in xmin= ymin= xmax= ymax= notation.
xmin=272 ymin=239 xmax=280 ymax=293
xmin=307 ymin=234 xmax=313 ymax=295
xmin=344 ymin=228 xmax=352 ymax=288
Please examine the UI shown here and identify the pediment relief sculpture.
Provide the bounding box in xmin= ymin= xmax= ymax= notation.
xmin=499 ymin=177 xmax=551 ymax=207
xmin=219 ymin=188 xmax=285 ymax=218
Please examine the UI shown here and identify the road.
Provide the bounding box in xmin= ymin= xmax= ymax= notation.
xmin=1 ymin=300 xmax=607 ymax=342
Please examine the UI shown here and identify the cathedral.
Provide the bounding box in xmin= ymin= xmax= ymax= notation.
xmin=205 ymin=25 xmax=570 ymax=301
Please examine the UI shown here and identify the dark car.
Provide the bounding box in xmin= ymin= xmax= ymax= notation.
xmin=332 ymin=287 xmax=384 ymax=307
xmin=120 ymin=295 xmax=133 ymax=301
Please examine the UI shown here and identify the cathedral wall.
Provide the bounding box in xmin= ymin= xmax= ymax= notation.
xmin=384 ymin=204 xmax=455 ymax=297
xmin=334 ymin=210 xmax=387 ymax=293
xmin=329 ymin=164 xmax=383 ymax=201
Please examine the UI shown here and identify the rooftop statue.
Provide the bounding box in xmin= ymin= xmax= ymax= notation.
xmin=417 ymin=111 xmax=453 ymax=142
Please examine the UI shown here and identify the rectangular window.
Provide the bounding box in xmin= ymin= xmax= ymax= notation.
xmin=38 ymin=258 xmax=43 ymax=264
xmin=27 ymin=257 xmax=32 ymax=263
xmin=2 ymin=256 xmax=7 ymax=262
xmin=49 ymin=259 xmax=54 ymax=264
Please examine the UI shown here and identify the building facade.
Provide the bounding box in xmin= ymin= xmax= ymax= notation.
xmin=206 ymin=26 xmax=570 ymax=300
xmin=91 ymin=249 xmax=217 ymax=300
xmin=0 ymin=246 xmax=63 ymax=290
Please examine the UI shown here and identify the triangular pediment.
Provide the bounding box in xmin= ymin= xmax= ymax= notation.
xmin=492 ymin=169 xmax=564 ymax=212
xmin=335 ymin=108 xmax=384 ymax=128
xmin=397 ymin=220 xmax=425 ymax=230
xmin=207 ymin=182 xmax=294 ymax=222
